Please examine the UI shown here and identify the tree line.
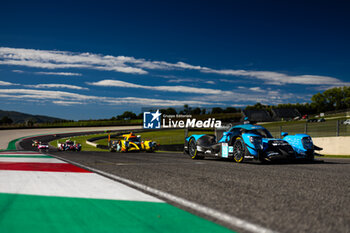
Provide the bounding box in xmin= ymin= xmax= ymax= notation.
xmin=111 ymin=105 xmax=240 ymax=120
xmin=246 ymin=86 xmax=350 ymax=115
xmin=115 ymin=86 xmax=350 ymax=120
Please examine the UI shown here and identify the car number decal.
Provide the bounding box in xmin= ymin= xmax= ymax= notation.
xmin=222 ymin=143 xmax=229 ymax=158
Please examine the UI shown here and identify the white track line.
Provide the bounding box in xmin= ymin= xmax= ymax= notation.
xmin=51 ymin=154 xmax=277 ymax=233
xmin=0 ymin=157 xmax=66 ymax=163
xmin=0 ymin=153 xmax=42 ymax=155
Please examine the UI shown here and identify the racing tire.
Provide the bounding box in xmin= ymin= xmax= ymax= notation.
xmin=188 ymin=138 xmax=204 ymax=159
xmin=147 ymin=147 xmax=154 ymax=153
xmin=305 ymin=154 xmax=314 ymax=162
xmin=233 ymin=138 xmax=245 ymax=163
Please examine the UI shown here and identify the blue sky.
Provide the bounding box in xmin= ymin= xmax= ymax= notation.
xmin=0 ymin=0 xmax=349 ymax=120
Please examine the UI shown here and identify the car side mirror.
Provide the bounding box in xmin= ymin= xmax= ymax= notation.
xmin=281 ymin=132 xmax=288 ymax=137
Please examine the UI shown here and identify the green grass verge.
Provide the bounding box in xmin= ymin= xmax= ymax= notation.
xmin=260 ymin=118 xmax=350 ymax=138
xmin=94 ymin=129 xmax=214 ymax=146
xmin=322 ymin=155 xmax=350 ymax=158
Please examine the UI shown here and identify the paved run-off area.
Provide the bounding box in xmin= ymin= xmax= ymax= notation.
xmin=0 ymin=151 xmax=235 ymax=233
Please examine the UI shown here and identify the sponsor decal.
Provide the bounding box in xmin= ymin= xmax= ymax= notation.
xmin=143 ymin=109 xmax=222 ymax=129
xmin=143 ymin=110 xmax=162 ymax=129
xmin=228 ymin=146 xmax=234 ymax=153
xmin=162 ymin=118 xmax=221 ymax=128
xmin=222 ymin=143 xmax=229 ymax=158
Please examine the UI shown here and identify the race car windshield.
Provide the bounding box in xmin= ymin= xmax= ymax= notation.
xmin=246 ymin=129 xmax=273 ymax=138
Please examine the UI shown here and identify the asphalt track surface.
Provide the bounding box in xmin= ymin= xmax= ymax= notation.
xmin=20 ymin=136 xmax=350 ymax=233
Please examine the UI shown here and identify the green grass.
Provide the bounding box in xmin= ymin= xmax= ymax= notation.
xmin=259 ymin=118 xmax=350 ymax=138
xmin=49 ymin=133 xmax=110 ymax=152
xmin=95 ymin=129 xmax=214 ymax=146
xmin=322 ymin=155 xmax=350 ymax=158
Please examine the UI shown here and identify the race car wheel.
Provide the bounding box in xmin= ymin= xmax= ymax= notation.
xmin=188 ymin=138 xmax=203 ymax=159
xmin=233 ymin=138 xmax=245 ymax=163
xmin=147 ymin=147 xmax=154 ymax=153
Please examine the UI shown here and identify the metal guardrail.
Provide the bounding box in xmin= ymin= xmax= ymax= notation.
xmin=264 ymin=119 xmax=350 ymax=138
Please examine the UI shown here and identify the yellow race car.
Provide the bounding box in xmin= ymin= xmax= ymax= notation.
xmin=109 ymin=132 xmax=158 ymax=152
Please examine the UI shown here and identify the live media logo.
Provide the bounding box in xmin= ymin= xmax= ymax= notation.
xmin=143 ymin=110 xmax=161 ymax=129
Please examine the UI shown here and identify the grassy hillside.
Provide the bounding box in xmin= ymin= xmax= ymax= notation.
xmin=0 ymin=109 xmax=64 ymax=124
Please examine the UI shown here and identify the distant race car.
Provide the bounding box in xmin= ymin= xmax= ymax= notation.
xmin=184 ymin=123 xmax=322 ymax=163
xmin=109 ymin=132 xmax=157 ymax=152
xmin=57 ymin=139 xmax=81 ymax=151
xmin=32 ymin=140 xmax=40 ymax=147
xmin=37 ymin=143 xmax=49 ymax=152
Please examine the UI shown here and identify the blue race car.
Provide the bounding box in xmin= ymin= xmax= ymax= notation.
xmin=184 ymin=124 xmax=322 ymax=163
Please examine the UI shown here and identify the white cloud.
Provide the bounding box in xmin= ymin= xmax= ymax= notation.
xmin=0 ymin=47 xmax=147 ymax=74
xmin=0 ymin=47 xmax=202 ymax=74
xmin=0 ymin=81 xmax=18 ymax=86
xmin=167 ymin=78 xmax=215 ymax=85
xmin=87 ymin=79 xmax=231 ymax=95
xmin=0 ymin=89 xmax=95 ymax=101
xmin=0 ymin=59 xmax=91 ymax=69
xmin=249 ymin=87 xmax=265 ymax=92
xmin=0 ymin=47 xmax=345 ymax=86
xmin=35 ymin=72 xmax=82 ymax=76
xmin=11 ymin=69 xmax=82 ymax=76
xmin=25 ymin=84 xmax=89 ymax=90
xmin=0 ymin=88 xmax=217 ymax=106
xmin=52 ymin=101 xmax=85 ymax=106
xmin=189 ymin=87 xmax=308 ymax=106
xmin=104 ymin=97 xmax=219 ymax=106
xmin=205 ymin=69 xmax=348 ymax=86
xmin=219 ymin=79 xmax=245 ymax=84
xmin=12 ymin=69 xmax=24 ymax=73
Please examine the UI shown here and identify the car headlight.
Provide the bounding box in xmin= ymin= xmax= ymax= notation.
xmin=250 ymin=136 xmax=263 ymax=150
xmin=302 ymin=137 xmax=313 ymax=150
